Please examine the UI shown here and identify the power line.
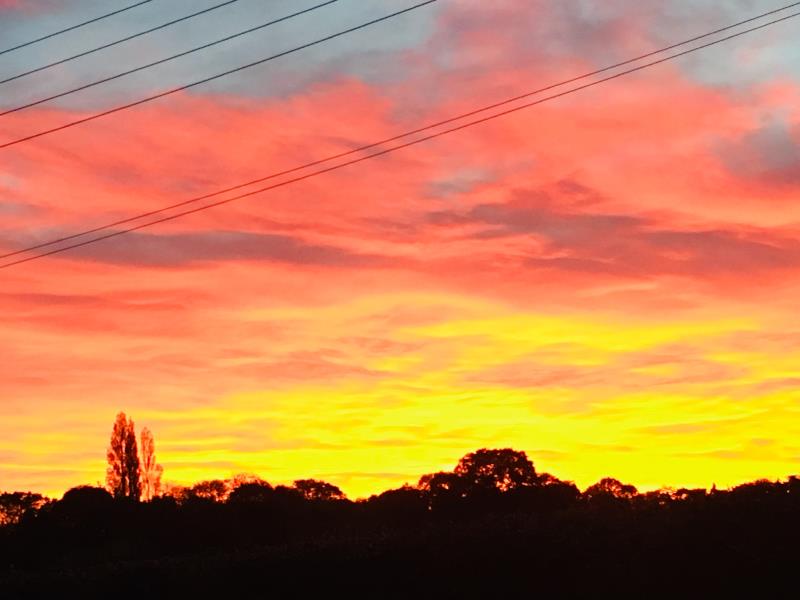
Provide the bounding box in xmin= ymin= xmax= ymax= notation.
xmin=2 ymin=1 xmax=796 ymax=263
xmin=0 ymin=0 xmax=155 ymax=57
xmin=2 ymin=2 xmax=796 ymax=262
xmin=0 ymin=0 xmax=437 ymax=150
xmin=0 ymin=0 xmax=338 ymax=112
xmin=0 ymin=0 xmax=243 ymax=87
xmin=1 ymin=8 xmax=798 ymax=270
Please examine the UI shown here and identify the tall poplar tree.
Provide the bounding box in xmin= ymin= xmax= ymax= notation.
xmin=106 ymin=412 xmax=141 ymax=500
xmin=140 ymin=427 xmax=163 ymax=501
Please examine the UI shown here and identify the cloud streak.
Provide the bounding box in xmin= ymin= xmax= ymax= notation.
xmin=55 ymin=230 xmax=391 ymax=268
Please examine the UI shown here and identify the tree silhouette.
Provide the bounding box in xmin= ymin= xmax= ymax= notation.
xmin=186 ymin=479 xmax=230 ymax=503
xmin=454 ymin=448 xmax=538 ymax=492
xmin=56 ymin=486 xmax=114 ymax=515
xmin=227 ymin=481 xmax=274 ymax=505
xmin=231 ymin=473 xmax=269 ymax=488
xmin=0 ymin=492 xmax=47 ymax=526
xmin=106 ymin=412 xmax=141 ymax=501
xmin=417 ymin=449 xmax=541 ymax=512
xmin=583 ymin=477 xmax=638 ymax=503
xmin=293 ymin=479 xmax=345 ymax=501
xmin=417 ymin=471 xmax=467 ymax=512
xmin=139 ymin=427 xmax=163 ymax=501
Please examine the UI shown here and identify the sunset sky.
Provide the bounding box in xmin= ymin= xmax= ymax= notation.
xmin=1 ymin=0 xmax=799 ymax=499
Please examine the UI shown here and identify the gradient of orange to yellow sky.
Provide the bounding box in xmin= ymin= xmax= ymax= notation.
xmin=1 ymin=0 xmax=799 ymax=499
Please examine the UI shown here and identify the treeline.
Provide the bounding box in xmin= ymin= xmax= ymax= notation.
xmin=1 ymin=446 xmax=799 ymax=595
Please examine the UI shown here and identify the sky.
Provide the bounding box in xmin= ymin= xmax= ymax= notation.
xmin=0 ymin=0 xmax=799 ymax=499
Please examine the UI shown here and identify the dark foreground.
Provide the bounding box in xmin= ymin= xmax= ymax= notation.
xmin=3 ymin=448 xmax=799 ymax=597
xmin=2 ymin=483 xmax=799 ymax=598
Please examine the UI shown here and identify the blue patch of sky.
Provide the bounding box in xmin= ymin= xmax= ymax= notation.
xmin=0 ymin=0 xmax=442 ymax=111
xmin=648 ymin=0 xmax=800 ymax=90
xmin=0 ymin=0 xmax=795 ymax=136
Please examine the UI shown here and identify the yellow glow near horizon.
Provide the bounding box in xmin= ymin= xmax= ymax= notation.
xmin=3 ymin=296 xmax=799 ymax=500
xmin=115 ymin=309 xmax=797 ymax=499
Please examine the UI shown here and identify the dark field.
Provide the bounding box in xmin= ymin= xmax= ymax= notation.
xmin=2 ymin=471 xmax=799 ymax=597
